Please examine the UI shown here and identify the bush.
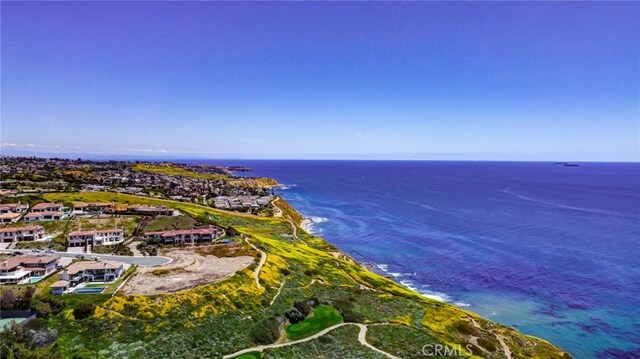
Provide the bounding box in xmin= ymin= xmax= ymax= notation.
xmin=23 ymin=318 xmax=46 ymax=331
xmin=32 ymin=301 xmax=52 ymax=317
xmin=225 ymin=226 xmax=240 ymax=237
xmin=73 ymin=302 xmax=96 ymax=320
xmin=250 ymin=317 xmax=280 ymax=345
xmin=1 ymin=289 xmax=17 ymax=310
xmin=477 ymin=337 xmax=497 ymax=352
xmin=332 ymin=300 xmax=362 ymax=323
xmin=453 ymin=321 xmax=480 ymax=337
xmin=284 ymin=307 xmax=305 ymax=324
xmin=294 ymin=300 xmax=311 ymax=317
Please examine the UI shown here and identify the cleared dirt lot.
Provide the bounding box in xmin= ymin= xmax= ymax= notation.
xmin=123 ymin=246 xmax=254 ymax=295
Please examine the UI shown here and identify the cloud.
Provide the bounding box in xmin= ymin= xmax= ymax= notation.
xmin=1 ymin=142 xmax=61 ymax=149
xmin=116 ymin=148 xmax=170 ymax=153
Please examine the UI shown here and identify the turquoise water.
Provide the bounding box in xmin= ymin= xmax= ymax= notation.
xmin=0 ymin=317 xmax=26 ymax=330
xmin=75 ymin=287 xmax=105 ymax=294
xmin=28 ymin=277 xmax=42 ymax=284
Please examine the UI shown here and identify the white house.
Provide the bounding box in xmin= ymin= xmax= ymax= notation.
xmin=67 ymin=229 xmax=125 ymax=248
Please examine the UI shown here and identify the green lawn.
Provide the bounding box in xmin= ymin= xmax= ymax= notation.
xmin=285 ymin=305 xmax=343 ymax=341
xmin=144 ymin=215 xmax=196 ymax=232
xmin=234 ymin=352 xmax=262 ymax=359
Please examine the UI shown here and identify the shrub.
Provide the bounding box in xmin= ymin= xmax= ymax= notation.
xmin=1 ymin=289 xmax=17 ymax=310
xmin=332 ymin=300 xmax=362 ymax=323
xmin=294 ymin=300 xmax=311 ymax=317
xmin=32 ymin=301 xmax=52 ymax=317
xmin=453 ymin=321 xmax=480 ymax=337
xmin=225 ymin=226 xmax=240 ymax=237
xmin=477 ymin=337 xmax=497 ymax=351
xmin=250 ymin=317 xmax=280 ymax=345
xmin=284 ymin=307 xmax=305 ymax=324
xmin=73 ymin=302 xmax=96 ymax=320
xmin=23 ymin=318 xmax=46 ymax=331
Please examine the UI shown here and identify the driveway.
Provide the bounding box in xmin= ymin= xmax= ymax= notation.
xmin=0 ymin=249 xmax=171 ymax=266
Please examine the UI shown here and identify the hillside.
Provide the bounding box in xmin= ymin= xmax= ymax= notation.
xmin=2 ymin=192 xmax=569 ymax=358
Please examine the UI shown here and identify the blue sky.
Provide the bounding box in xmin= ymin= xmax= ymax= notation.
xmin=1 ymin=2 xmax=639 ymax=161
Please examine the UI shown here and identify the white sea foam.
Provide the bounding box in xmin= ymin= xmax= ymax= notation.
xmin=454 ymin=302 xmax=472 ymax=308
xmin=303 ymin=216 xmax=329 ymax=235
xmin=375 ymin=263 xmax=452 ymax=303
xmin=398 ymin=279 xmax=451 ymax=302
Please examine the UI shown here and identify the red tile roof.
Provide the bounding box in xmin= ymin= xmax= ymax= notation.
xmin=31 ymin=203 xmax=61 ymax=210
xmin=0 ymin=225 xmax=44 ymax=233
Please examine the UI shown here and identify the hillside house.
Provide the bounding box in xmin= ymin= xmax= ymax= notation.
xmin=0 ymin=226 xmax=46 ymax=243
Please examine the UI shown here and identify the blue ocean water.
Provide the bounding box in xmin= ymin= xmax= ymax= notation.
xmin=189 ymin=160 xmax=640 ymax=358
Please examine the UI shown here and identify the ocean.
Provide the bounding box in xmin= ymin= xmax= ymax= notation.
xmin=186 ymin=160 xmax=640 ymax=358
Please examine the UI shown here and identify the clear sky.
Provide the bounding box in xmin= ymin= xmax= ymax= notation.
xmin=1 ymin=2 xmax=639 ymax=161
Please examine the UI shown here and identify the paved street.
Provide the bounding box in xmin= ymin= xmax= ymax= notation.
xmin=0 ymin=249 xmax=171 ymax=266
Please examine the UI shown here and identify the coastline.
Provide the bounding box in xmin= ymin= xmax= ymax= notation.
xmin=274 ymin=196 xmax=569 ymax=357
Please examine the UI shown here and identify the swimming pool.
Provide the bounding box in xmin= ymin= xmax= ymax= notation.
xmin=74 ymin=287 xmax=105 ymax=294
xmin=28 ymin=277 xmax=42 ymax=284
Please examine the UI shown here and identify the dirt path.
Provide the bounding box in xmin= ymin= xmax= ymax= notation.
xmin=269 ymin=278 xmax=286 ymax=306
xmin=244 ymin=237 xmax=267 ymax=289
xmin=127 ymin=240 xmax=143 ymax=256
xmin=355 ymin=323 xmax=401 ymax=359
xmin=271 ymin=197 xmax=283 ymax=218
xmin=273 ymin=197 xmax=309 ymax=247
xmin=495 ymin=333 xmax=513 ymax=359
xmin=468 ymin=317 xmax=512 ymax=359
xmin=222 ymin=322 xmax=399 ymax=359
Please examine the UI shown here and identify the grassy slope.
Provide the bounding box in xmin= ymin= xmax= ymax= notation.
xmin=285 ymin=305 xmax=343 ymax=340
xmin=131 ymin=163 xmax=277 ymax=187
xmin=39 ymin=192 xmax=569 ymax=359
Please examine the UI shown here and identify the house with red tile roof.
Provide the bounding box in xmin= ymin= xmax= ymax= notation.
xmin=144 ymin=227 xmax=222 ymax=245
xmin=0 ymin=226 xmax=46 ymax=243
xmin=60 ymin=260 xmax=124 ymax=284
xmin=30 ymin=203 xmax=63 ymax=212
xmin=0 ymin=255 xmax=59 ymax=284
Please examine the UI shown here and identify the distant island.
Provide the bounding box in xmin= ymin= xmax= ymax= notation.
xmin=0 ymin=157 xmax=569 ymax=358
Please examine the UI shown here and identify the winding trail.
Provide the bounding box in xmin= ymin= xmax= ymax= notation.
xmin=469 ymin=317 xmax=512 ymax=359
xmin=269 ymin=278 xmax=286 ymax=306
xmin=222 ymin=323 xmax=399 ymax=359
xmin=273 ymin=197 xmax=309 ymax=247
xmin=244 ymin=237 xmax=267 ymax=289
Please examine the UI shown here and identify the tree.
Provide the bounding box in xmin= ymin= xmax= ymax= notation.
xmin=1 ymin=290 xmax=17 ymax=310
xmin=249 ymin=318 xmax=280 ymax=345
xmin=293 ymin=300 xmax=311 ymax=317
xmin=284 ymin=307 xmax=305 ymax=324
xmin=225 ymin=226 xmax=239 ymax=237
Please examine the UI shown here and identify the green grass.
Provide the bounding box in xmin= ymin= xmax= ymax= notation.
xmin=132 ymin=163 xmax=230 ymax=181
xmin=104 ymin=265 xmax=137 ymax=294
xmin=234 ymin=352 xmax=262 ymax=359
xmin=144 ymin=215 xmax=197 ymax=232
xmin=265 ymin=325 xmax=387 ymax=359
xmin=285 ymin=305 xmax=343 ymax=341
